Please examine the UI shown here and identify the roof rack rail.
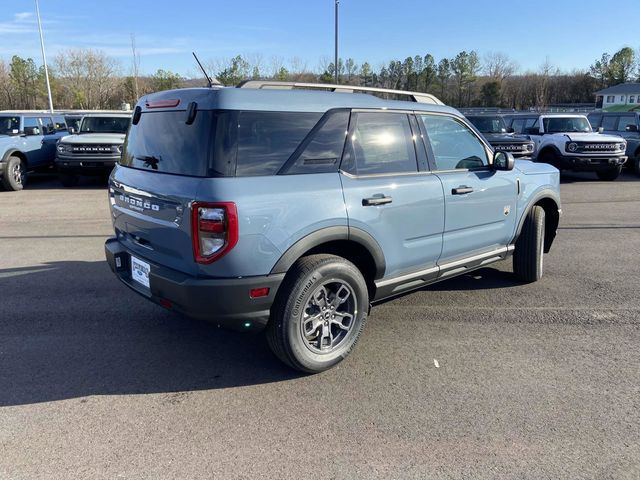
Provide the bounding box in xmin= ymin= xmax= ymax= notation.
xmin=237 ymin=80 xmax=444 ymax=105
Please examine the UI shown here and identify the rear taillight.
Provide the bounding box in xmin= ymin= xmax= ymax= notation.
xmin=191 ymin=202 xmax=238 ymax=264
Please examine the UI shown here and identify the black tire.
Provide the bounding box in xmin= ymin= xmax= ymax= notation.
xmin=596 ymin=166 xmax=622 ymax=181
xmin=59 ymin=173 xmax=79 ymax=188
xmin=537 ymin=149 xmax=557 ymax=167
xmin=266 ymin=254 xmax=369 ymax=373
xmin=1 ymin=155 xmax=26 ymax=191
xmin=633 ymin=156 xmax=640 ymax=176
xmin=513 ymin=205 xmax=545 ymax=283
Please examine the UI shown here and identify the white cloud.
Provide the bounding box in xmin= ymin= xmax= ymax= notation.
xmin=14 ymin=12 xmax=34 ymax=21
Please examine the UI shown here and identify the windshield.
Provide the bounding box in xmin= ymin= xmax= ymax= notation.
xmin=80 ymin=116 xmax=131 ymax=134
xmin=467 ymin=116 xmax=507 ymax=134
xmin=543 ymin=117 xmax=592 ymax=133
xmin=0 ymin=116 xmax=20 ymax=135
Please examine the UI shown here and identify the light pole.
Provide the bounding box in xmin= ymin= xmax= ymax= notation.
xmin=35 ymin=0 xmax=54 ymax=113
xmin=334 ymin=0 xmax=339 ymax=84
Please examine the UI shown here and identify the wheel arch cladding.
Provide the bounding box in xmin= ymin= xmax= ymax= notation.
xmin=270 ymin=226 xmax=385 ymax=297
xmin=3 ymin=149 xmax=27 ymax=166
xmin=514 ymin=191 xmax=560 ymax=254
xmin=536 ymin=197 xmax=560 ymax=253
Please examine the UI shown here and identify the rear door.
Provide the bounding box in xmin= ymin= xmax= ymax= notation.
xmin=21 ymin=116 xmax=46 ymax=167
xmin=340 ymin=111 xmax=444 ymax=279
xmin=418 ymin=113 xmax=518 ymax=264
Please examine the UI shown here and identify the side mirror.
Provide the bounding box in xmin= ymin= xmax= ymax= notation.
xmin=597 ymin=127 xmax=604 ymax=133
xmin=23 ymin=126 xmax=40 ymax=136
xmin=625 ymin=124 xmax=638 ymax=132
xmin=524 ymin=127 xmax=539 ymax=135
xmin=68 ymin=126 xmax=77 ymax=135
xmin=506 ymin=127 xmax=515 ymax=133
xmin=493 ymin=151 xmax=515 ymax=171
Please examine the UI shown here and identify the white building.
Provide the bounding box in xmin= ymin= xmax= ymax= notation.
xmin=595 ymin=83 xmax=640 ymax=109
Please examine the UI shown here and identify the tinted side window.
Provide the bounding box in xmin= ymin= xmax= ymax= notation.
xmin=511 ymin=118 xmax=526 ymax=134
xmin=420 ymin=114 xmax=488 ymax=170
xmin=53 ymin=115 xmax=67 ymax=131
xmin=235 ymin=112 xmax=322 ymax=176
xmin=617 ymin=115 xmax=636 ymax=132
xmin=23 ymin=117 xmax=41 ymax=135
xmin=282 ymin=110 xmax=350 ymax=175
xmin=346 ymin=112 xmax=417 ymax=175
xmin=601 ymin=116 xmax=617 ymax=131
xmin=39 ymin=117 xmax=54 ymax=134
xmin=588 ymin=114 xmax=602 ymax=129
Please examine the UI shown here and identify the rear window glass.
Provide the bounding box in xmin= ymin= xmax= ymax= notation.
xmin=121 ymin=111 xmax=217 ymax=177
xmin=235 ymin=111 xmax=322 ymax=176
xmin=81 ymin=116 xmax=130 ymax=134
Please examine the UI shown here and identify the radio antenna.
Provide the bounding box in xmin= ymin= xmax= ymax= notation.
xmin=192 ymin=52 xmax=217 ymax=87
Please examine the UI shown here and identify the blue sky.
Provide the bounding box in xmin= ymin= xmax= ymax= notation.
xmin=2 ymin=0 xmax=639 ymax=77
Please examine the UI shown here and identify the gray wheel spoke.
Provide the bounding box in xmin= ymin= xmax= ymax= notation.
xmin=319 ymin=323 xmax=333 ymax=349
xmin=303 ymin=314 xmax=323 ymax=336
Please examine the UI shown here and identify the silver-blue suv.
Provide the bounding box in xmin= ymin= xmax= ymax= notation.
xmin=105 ymin=82 xmax=561 ymax=373
xmin=0 ymin=111 xmax=68 ymax=191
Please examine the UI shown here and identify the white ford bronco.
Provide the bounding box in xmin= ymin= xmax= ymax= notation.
xmin=507 ymin=113 xmax=627 ymax=180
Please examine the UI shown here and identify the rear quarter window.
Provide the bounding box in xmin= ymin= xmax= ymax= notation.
xmin=235 ymin=111 xmax=322 ymax=176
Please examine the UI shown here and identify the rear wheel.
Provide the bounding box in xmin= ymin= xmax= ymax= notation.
xmin=59 ymin=173 xmax=79 ymax=188
xmin=513 ymin=205 xmax=545 ymax=283
xmin=1 ymin=155 xmax=26 ymax=191
xmin=596 ymin=166 xmax=622 ymax=181
xmin=266 ymin=254 xmax=368 ymax=373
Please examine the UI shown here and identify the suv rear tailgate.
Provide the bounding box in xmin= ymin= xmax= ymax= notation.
xmin=109 ymin=166 xmax=203 ymax=276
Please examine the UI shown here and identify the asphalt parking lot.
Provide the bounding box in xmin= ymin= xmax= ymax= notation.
xmin=1 ymin=172 xmax=639 ymax=479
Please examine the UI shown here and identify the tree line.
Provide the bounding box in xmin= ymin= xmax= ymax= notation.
xmin=0 ymin=46 xmax=638 ymax=111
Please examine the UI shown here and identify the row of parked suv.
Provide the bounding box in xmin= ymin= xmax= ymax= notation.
xmin=464 ymin=111 xmax=640 ymax=181
xmin=0 ymin=110 xmax=131 ymax=190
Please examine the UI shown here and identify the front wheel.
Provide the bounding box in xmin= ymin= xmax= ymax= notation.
xmin=596 ymin=166 xmax=622 ymax=181
xmin=1 ymin=155 xmax=26 ymax=191
xmin=59 ymin=172 xmax=79 ymax=188
xmin=513 ymin=205 xmax=545 ymax=283
xmin=266 ymin=254 xmax=369 ymax=373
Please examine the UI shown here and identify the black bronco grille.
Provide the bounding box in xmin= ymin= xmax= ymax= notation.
xmin=70 ymin=144 xmax=118 ymax=155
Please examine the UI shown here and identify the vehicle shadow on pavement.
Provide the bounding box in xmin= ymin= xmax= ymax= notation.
xmin=424 ymin=267 xmax=517 ymax=292
xmin=0 ymin=261 xmax=302 ymax=407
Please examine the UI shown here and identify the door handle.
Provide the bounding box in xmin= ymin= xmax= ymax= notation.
xmin=452 ymin=186 xmax=474 ymax=195
xmin=362 ymin=195 xmax=393 ymax=206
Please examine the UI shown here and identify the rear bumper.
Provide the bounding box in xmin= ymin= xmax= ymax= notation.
xmin=105 ymin=237 xmax=284 ymax=331
xmin=557 ymin=155 xmax=627 ymax=171
xmin=56 ymin=154 xmax=118 ymax=175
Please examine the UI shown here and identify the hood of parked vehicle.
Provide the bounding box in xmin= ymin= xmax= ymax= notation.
xmin=560 ymin=132 xmax=624 ymax=143
xmin=59 ymin=133 xmax=126 ymax=144
xmin=483 ymin=132 xmax=532 ymax=144
xmin=514 ymin=158 xmax=558 ymax=175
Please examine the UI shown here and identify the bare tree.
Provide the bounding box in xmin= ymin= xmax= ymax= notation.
xmin=55 ymin=49 xmax=121 ymax=109
xmin=483 ymin=52 xmax=518 ymax=84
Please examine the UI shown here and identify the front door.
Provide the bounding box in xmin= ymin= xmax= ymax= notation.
xmin=340 ymin=111 xmax=444 ymax=279
xmin=418 ymin=113 xmax=519 ymax=264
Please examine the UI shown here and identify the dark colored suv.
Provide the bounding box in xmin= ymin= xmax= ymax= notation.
xmin=588 ymin=111 xmax=640 ymax=173
xmin=105 ymin=82 xmax=561 ymax=373
xmin=465 ymin=114 xmax=535 ymax=157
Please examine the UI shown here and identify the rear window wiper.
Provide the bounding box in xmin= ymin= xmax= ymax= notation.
xmin=136 ymin=155 xmax=162 ymax=170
